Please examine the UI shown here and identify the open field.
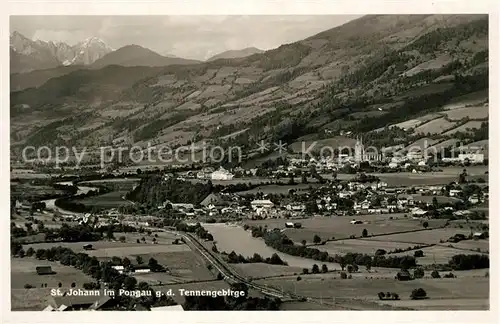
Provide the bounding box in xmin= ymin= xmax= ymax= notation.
xmin=289 ymin=136 xmax=357 ymax=153
xmin=236 ymin=183 xmax=321 ymax=195
xmin=443 ymin=121 xmax=485 ymax=135
xmin=132 ymin=251 xmax=215 ymax=284
xmin=443 ymin=105 xmax=488 ymax=120
xmin=244 ymin=215 xmax=447 ymax=243
xmin=11 ymin=257 xmax=94 ymax=310
xmin=389 ymin=245 xmax=488 ymax=265
xmin=413 ymin=117 xmax=457 ymax=135
xmin=451 ymin=239 xmax=489 ymax=252
xmin=317 ymin=239 xmax=421 ymax=256
xmin=73 ymin=190 xmax=133 ymax=209
xmin=231 ymin=263 xmax=304 ymax=279
xmin=256 ymin=276 xmax=489 ymax=310
xmin=362 ymin=228 xmax=474 ymax=244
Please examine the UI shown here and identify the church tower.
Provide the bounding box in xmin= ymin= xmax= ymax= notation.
xmin=354 ymin=136 xmax=364 ymax=163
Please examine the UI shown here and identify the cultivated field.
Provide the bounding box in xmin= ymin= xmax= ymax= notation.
xmin=361 ymin=228 xmax=474 ymax=244
xmin=244 ymin=214 xmax=446 ymax=243
xmin=317 ymin=239 xmax=420 ymax=256
xmin=388 ymin=245 xmax=489 ymax=265
xmin=256 ymin=276 xmax=489 ymax=310
xmin=413 ymin=117 xmax=457 ymax=135
xmin=11 ymin=257 xmax=94 ymax=311
xmin=236 ymin=183 xmax=321 ymax=195
xmin=73 ymin=191 xmax=133 ymax=209
xmin=443 ymin=121 xmax=485 ymax=135
xmin=443 ymin=105 xmax=488 ymax=120
xmin=231 ymin=263 xmax=304 ymax=279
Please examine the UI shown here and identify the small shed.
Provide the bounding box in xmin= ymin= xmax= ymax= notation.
xmin=36 ymin=266 xmax=54 ymax=275
xmin=396 ymin=270 xmax=412 ymax=281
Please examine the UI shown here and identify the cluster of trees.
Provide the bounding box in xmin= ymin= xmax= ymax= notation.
xmin=386 ymin=245 xmax=430 ymax=255
xmin=378 ymin=292 xmax=400 ymax=300
xmin=302 ymin=264 xmax=329 ymax=275
xmin=448 ymin=254 xmax=489 ymax=270
xmin=182 ymin=283 xmax=282 ymax=310
xmin=126 ymin=176 xmax=212 ymax=206
xmin=224 ymin=251 xmax=287 ymax=266
xmin=254 ymin=228 xmax=417 ymax=269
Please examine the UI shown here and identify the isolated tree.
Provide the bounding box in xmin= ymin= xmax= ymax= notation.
xmin=432 ymin=197 xmax=439 ymax=209
xmin=58 ymin=282 xmax=62 ymax=288
xmin=422 ymin=221 xmax=429 ymax=229
xmin=410 ymin=288 xmax=427 ymax=300
xmin=71 ymin=282 xmax=76 ymax=288
xmin=136 ymin=239 xmax=140 ymax=244
xmin=414 ymin=250 xmax=424 ymax=258
xmin=313 ymin=234 xmax=321 ymax=244
xmin=301 ymin=239 xmax=307 ymax=246
xmin=217 ymin=273 xmax=224 ymax=280
xmin=18 ymin=249 xmax=25 ymax=258
xmin=122 ymin=257 xmax=131 ymax=269
xmin=431 ymin=270 xmax=441 ymax=278
xmin=106 ymin=228 xmax=114 ymax=240
xmin=347 ymin=265 xmax=354 ymax=273
xmin=339 ymin=258 xmax=346 ymax=271
xmin=413 ymin=267 xmax=425 ymax=279
xmin=301 ymin=174 xmax=308 ymax=184
xmin=302 ymin=268 xmax=309 ymax=275
xmin=123 ymin=276 xmax=137 ymax=290
xmin=141 ymin=237 xmax=146 ymax=242
xmin=340 ymin=272 xmax=348 ymax=279
xmin=321 ymin=264 xmax=328 ymax=273
xmin=136 ymin=256 xmax=143 ymax=265
xmin=119 ymin=236 xmax=126 ymax=243
xmin=312 ymin=264 xmax=320 ymax=274
xmin=362 ymin=229 xmax=368 ymax=237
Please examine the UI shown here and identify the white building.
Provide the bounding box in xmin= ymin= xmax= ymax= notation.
xmin=211 ymin=167 xmax=234 ymax=180
xmin=458 ymin=153 xmax=485 ymax=164
xmin=449 ymin=189 xmax=462 ymax=197
xmin=250 ymin=199 xmax=274 ymax=211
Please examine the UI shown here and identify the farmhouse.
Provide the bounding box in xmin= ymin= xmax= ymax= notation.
xmin=36 ymin=266 xmax=54 ymax=275
xmin=458 ymin=153 xmax=485 ymax=164
xmin=473 ymin=232 xmax=488 ymax=239
xmin=45 ymin=293 xmax=113 ymax=311
xmin=112 ymin=265 xmax=125 ymax=274
xmin=396 ymin=270 xmax=412 ymax=281
xmin=350 ymin=220 xmax=363 ymax=224
xmin=200 ymin=193 xmax=229 ymax=209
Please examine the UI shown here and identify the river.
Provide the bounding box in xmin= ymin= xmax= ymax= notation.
xmin=202 ymin=223 xmax=342 ymax=270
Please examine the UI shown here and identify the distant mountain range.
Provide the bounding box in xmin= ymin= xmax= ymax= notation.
xmin=207 ymin=47 xmax=264 ymax=61
xmin=10 ymin=31 xmax=113 ymax=73
xmin=9 ymin=32 xmax=201 ymax=74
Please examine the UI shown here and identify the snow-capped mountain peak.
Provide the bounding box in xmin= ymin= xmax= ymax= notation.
xmin=9 ymin=31 xmax=114 ymax=72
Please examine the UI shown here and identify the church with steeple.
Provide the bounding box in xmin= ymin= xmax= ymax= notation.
xmin=354 ymin=136 xmax=380 ymax=163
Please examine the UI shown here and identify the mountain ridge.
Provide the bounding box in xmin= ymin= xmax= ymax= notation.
xmin=10 ymin=15 xmax=489 ymax=159
xmin=207 ymin=47 xmax=265 ymax=62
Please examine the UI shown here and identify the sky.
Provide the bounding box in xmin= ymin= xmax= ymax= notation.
xmin=10 ymin=15 xmax=360 ymax=60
